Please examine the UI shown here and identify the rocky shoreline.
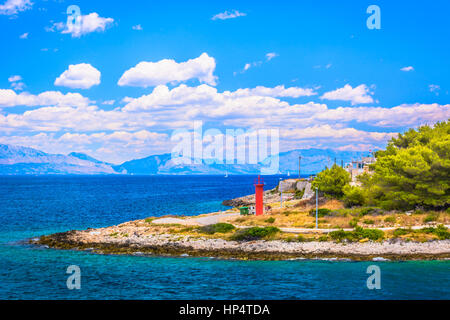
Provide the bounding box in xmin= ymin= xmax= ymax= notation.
xmin=33 ymin=228 xmax=450 ymax=261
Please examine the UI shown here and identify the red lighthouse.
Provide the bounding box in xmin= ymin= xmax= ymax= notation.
xmin=254 ymin=175 xmax=264 ymax=216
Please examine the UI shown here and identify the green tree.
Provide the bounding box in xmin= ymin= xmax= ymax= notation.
xmin=369 ymin=121 xmax=450 ymax=210
xmin=312 ymin=164 xmax=351 ymax=198
xmin=342 ymin=185 xmax=366 ymax=207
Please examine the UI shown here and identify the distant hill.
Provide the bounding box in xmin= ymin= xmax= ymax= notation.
xmin=0 ymin=145 xmax=116 ymax=175
xmin=0 ymin=144 xmax=370 ymax=175
xmin=116 ymin=148 xmax=369 ymax=175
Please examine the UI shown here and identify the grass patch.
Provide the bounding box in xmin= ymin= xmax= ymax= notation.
xmin=309 ymin=208 xmax=332 ymax=218
xmin=384 ymin=216 xmax=396 ymax=223
xmin=198 ymin=223 xmax=235 ymax=234
xmin=363 ymin=219 xmax=375 ymax=225
xmin=265 ymin=217 xmax=276 ymax=224
xmin=231 ymin=226 xmax=280 ymax=241
xmin=424 ymin=212 xmax=440 ymax=223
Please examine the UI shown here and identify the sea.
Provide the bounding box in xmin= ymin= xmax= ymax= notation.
xmin=0 ymin=175 xmax=448 ymax=299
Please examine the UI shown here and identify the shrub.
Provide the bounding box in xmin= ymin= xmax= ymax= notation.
xmin=329 ymin=227 xmax=384 ymax=242
xmin=384 ymin=216 xmax=396 ymax=223
xmin=393 ymin=228 xmax=410 ymax=237
xmin=294 ymin=189 xmax=305 ymax=199
xmin=198 ymin=223 xmax=235 ymax=234
xmin=358 ymin=207 xmax=383 ymax=216
xmin=349 ymin=218 xmax=359 ymax=228
xmin=424 ymin=212 xmax=439 ymax=223
xmin=434 ymin=224 xmax=450 ymax=240
xmin=363 ymin=219 xmax=374 ymax=225
xmin=265 ymin=217 xmax=275 ymax=224
xmin=343 ymin=185 xmax=365 ymax=207
xmin=231 ymin=226 xmax=280 ymax=241
xmin=309 ymin=208 xmax=332 ymax=218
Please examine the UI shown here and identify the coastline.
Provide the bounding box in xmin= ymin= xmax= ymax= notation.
xmin=33 ymin=222 xmax=450 ymax=261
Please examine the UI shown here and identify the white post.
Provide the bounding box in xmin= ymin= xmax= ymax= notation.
xmin=315 ymin=187 xmax=318 ymax=229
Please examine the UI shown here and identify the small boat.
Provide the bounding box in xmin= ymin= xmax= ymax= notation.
xmin=287 ymin=171 xmax=290 ymax=177
xmin=225 ymin=170 xmax=228 ymax=178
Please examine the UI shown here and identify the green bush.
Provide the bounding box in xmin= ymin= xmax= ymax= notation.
xmin=384 ymin=216 xmax=396 ymax=223
xmin=329 ymin=227 xmax=384 ymax=242
xmin=424 ymin=212 xmax=439 ymax=223
xmin=312 ymin=164 xmax=351 ymax=198
xmin=433 ymin=225 xmax=450 ymax=240
xmin=265 ymin=217 xmax=275 ymax=224
xmin=363 ymin=219 xmax=374 ymax=225
xmin=393 ymin=228 xmax=410 ymax=237
xmin=231 ymin=226 xmax=280 ymax=241
xmin=198 ymin=223 xmax=235 ymax=234
xmin=309 ymin=208 xmax=332 ymax=218
xmin=349 ymin=218 xmax=359 ymax=228
xmin=294 ymin=189 xmax=305 ymax=199
xmin=343 ymin=185 xmax=365 ymax=207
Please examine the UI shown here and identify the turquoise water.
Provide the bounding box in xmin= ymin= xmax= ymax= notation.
xmin=0 ymin=176 xmax=449 ymax=299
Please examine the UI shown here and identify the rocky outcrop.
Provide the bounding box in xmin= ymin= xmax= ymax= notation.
xmin=34 ymin=228 xmax=450 ymax=261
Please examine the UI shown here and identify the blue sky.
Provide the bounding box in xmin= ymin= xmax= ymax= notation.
xmin=0 ymin=0 xmax=449 ymax=163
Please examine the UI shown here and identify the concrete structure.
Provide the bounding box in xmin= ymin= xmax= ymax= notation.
xmin=346 ymin=155 xmax=376 ymax=186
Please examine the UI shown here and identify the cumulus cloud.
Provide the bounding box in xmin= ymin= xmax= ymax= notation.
xmin=47 ymin=12 xmax=114 ymax=38
xmin=54 ymin=63 xmax=101 ymax=89
xmin=0 ymin=0 xmax=32 ymax=15
xmin=401 ymin=66 xmax=414 ymax=72
xmin=211 ymin=10 xmax=246 ymax=20
xmin=320 ymin=84 xmax=374 ymax=105
xmin=230 ymin=85 xmax=317 ymax=98
xmin=118 ymin=53 xmax=217 ymax=87
xmin=0 ymin=89 xmax=91 ymax=108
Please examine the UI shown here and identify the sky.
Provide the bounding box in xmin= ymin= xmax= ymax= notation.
xmin=0 ymin=0 xmax=449 ymax=164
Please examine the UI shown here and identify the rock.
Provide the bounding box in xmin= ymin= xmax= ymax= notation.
xmin=279 ymin=179 xmax=298 ymax=192
xmin=302 ymin=182 xmax=314 ymax=200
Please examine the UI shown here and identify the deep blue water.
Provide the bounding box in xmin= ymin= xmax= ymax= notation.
xmin=0 ymin=175 xmax=448 ymax=300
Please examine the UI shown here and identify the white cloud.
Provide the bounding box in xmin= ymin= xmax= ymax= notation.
xmin=118 ymin=53 xmax=217 ymax=87
xmin=401 ymin=66 xmax=414 ymax=72
xmin=231 ymin=85 xmax=317 ymax=98
xmin=54 ymin=63 xmax=101 ymax=89
xmin=8 ymin=75 xmax=25 ymax=91
xmin=48 ymin=12 xmax=114 ymax=38
xmin=266 ymin=52 xmax=278 ymax=61
xmin=19 ymin=32 xmax=28 ymax=39
xmin=0 ymin=89 xmax=91 ymax=108
xmin=0 ymin=0 xmax=32 ymax=15
xmin=320 ymin=84 xmax=374 ymax=105
xmin=132 ymin=24 xmax=142 ymax=30
xmin=212 ymin=10 xmax=246 ymax=20
xmin=8 ymin=75 xmax=22 ymax=82
xmin=102 ymin=100 xmax=115 ymax=105
xmin=429 ymin=84 xmax=440 ymax=95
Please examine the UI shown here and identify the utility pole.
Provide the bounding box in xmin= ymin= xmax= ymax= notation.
xmin=315 ymin=187 xmax=318 ymax=229
xmin=341 ymin=159 xmax=343 ymax=168
xmin=298 ymin=156 xmax=301 ymax=179
xmin=334 ymin=157 xmax=336 ymax=166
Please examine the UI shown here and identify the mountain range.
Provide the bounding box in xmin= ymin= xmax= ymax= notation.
xmin=0 ymin=144 xmax=369 ymax=175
